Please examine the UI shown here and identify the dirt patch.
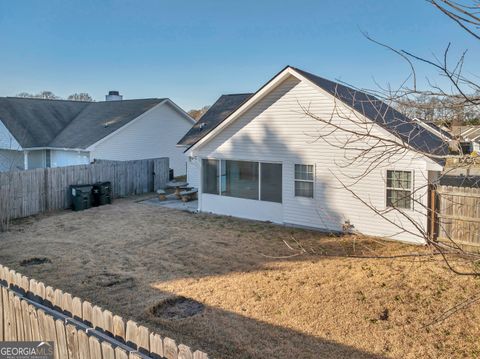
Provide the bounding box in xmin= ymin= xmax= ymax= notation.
xmin=19 ymin=257 xmax=51 ymax=267
xmin=85 ymin=272 xmax=134 ymax=288
xmin=150 ymin=296 xmax=204 ymax=320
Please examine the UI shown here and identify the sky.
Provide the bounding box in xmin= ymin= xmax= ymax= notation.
xmin=0 ymin=0 xmax=478 ymax=110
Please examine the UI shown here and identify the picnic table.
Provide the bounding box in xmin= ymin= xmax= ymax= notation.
xmin=166 ymin=181 xmax=189 ymax=199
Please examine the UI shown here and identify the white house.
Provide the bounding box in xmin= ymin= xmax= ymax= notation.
xmin=178 ymin=66 xmax=448 ymax=244
xmin=0 ymin=92 xmax=194 ymax=175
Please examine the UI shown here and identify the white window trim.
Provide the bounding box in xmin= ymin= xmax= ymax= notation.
xmin=385 ymin=169 xmax=414 ymax=210
xmin=202 ymin=157 xmax=282 ymax=203
xmin=294 ymin=164 xmax=315 ymax=198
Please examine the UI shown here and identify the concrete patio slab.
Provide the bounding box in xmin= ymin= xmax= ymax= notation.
xmin=140 ymin=194 xmax=198 ymax=212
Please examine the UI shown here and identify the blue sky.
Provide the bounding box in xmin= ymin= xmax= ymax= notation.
xmin=0 ymin=0 xmax=478 ymax=110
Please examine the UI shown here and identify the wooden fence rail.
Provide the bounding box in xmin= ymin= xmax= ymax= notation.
xmin=0 ymin=158 xmax=169 ymax=224
xmin=436 ymin=185 xmax=480 ymax=248
xmin=0 ymin=264 xmax=209 ymax=359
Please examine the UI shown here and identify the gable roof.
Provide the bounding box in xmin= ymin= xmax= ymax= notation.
xmin=50 ymin=98 xmax=164 ymax=149
xmin=0 ymin=97 xmax=166 ymax=149
xmin=0 ymin=97 xmax=89 ymax=148
xmin=291 ymin=67 xmax=449 ymax=157
xmin=184 ymin=66 xmax=449 ymax=160
xmin=177 ymin=93 xmax=252 ymax=147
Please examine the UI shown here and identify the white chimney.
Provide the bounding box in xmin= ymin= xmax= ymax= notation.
xmin=105 ymin=90 xmax=123 ymax=101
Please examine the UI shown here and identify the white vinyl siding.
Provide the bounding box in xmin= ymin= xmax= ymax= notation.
xmin=50 ymin=150 xmax=90 ymax=168
xmin=0 ymin=121 xmax=21 ymax=151
xmin=191 ymin=75 xmax=432 ymax=244
xmin=91 ymin=102 xmax=192 ymax=176
xmin=0 ymin=149 xmax=24 ymax=171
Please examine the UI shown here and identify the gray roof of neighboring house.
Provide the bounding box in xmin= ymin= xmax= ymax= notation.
xmin=0 ymin=97 xmax=165 ymax=149
xmin=177 ymin=93 xmax=253 ymax=147
xmin=455 ymin=126 xmax=480 ymax=142
xmin=179 ymin=66 xmax=449 ymax=160
xmin=50 ymin=98 xmax=164 ymax=148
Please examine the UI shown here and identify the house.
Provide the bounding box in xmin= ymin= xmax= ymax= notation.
xmin=178 ymin=66 xmax=447 ymax=244
xmin=451 ymin=125 xmax=480 ymax=154
xmin=0 ymin=91 xmax=194 ymax=175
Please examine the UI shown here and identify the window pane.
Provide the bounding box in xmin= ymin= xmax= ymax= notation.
xmin=221 ymin=160 xmax=259 ymax=200
xmin=261 ymin=163 xmax=282 ymax=203
xmin=295 ymin=164 xmax=313 ymax=181
xmin=387 ymin=189 xmax=412 ymax=209
xmin=202 ymin=159 xmax=219 ymax=194
xmin=387 ymin=170 xmax=411 ymax=189
xmin=295 ymin=181 xmax=314 ymax=198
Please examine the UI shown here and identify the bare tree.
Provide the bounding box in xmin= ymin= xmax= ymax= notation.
xmin=188 ymin=106 xmax=210 ymax=120
xmin=67 ymin=93 xmax=93 ymax=102
xmin=298 ymin=0 xmax=480 ymax=280
xmin=15 ymin=91 xmax=60 ymax=100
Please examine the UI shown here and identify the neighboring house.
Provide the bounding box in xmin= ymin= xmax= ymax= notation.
xmin=0 ymin=92 xmax=194 ymax=175
xmin=178 ymin=66 xmax=447 ymax=244
xmin=451 ymin=125 xmax=480 ymax=154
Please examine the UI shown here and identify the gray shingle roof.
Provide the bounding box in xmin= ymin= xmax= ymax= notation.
xmin=0 ymin=97 xmax=89 ymax=148
xmin=50 ymin=99 xmax=164 ymax=148
xmin=179 ymin=66 xmax=449 ymax=160
xmin=177 ymin=93 xmax=252 ymax=147
xmin=292 ymin=67 xmax=449 ymax=157
xmin=0 ymin=97 xmax=165 ymax=149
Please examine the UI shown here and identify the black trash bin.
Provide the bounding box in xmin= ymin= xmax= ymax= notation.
xmin=70 ymin=185 xmax=93 ymax=211
xmin=169 ymin=169 xmax=174 ymax=181
xmin=92 ymin=181 xmax=112 ymax=207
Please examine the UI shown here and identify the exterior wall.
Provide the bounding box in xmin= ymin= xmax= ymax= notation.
xmin=191 ymin=75 xmax=434 ymax=244
xmin=90 ymin=102 xmax=193 ymax=176
xmin=50 ymin=150 xmax=90 ymax=168
xmin=0 ymin=150 xmax=24 ymax=171
xmin=27 ymin=150 xmax=46 ymax=169
xmin=0 ymin=121 xmax=21 ymax=150
xmin=186 ymin=156 xmax=201 ymax=188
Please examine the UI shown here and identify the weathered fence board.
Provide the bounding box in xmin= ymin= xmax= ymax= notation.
xmin=0 ymin=158 xmax=169 ymax=227
xmin=436 ymin=185 xmax=480 ymax=248
xmin=0 ymin=264 xmax=209 ymax=359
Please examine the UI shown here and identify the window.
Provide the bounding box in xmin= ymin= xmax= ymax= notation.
xmin=386 ymin=170 xmax=412 ymax=209
xmin=295 ymin=164 xmax=314 ymax=198
xmin=201 ymin=159 xmax=282 ymax=203
xmin=221 ymin=160 xmax=259 ymax=200
xmin=202 ymin=159 xmax=219 ymax=194
xmin=260 ymin=163 xmax=282 ymax=203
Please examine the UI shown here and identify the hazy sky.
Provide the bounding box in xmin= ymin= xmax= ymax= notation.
xmin=0 ymin=0 xmax=478 ymax=110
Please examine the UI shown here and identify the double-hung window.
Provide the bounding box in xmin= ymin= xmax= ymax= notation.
xmin=386 ymin=170 xmax=413 ymax=209
xmin=294 ymin=164 xmax=314 ymax=198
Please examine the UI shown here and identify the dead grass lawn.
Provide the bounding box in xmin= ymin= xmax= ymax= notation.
xmin=0 ymin=196 xmax=479 ymax=358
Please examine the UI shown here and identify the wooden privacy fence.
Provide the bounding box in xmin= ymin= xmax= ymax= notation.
xmin=436 ymin=185 xmax=480 ymax=249
xmin=0 ymin=264 xmax=209 ymax=359
xmin=0 ymin=158 xmax=169 ymax=221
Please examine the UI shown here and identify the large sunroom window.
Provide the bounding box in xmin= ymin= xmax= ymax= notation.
xmin=202 ymin=159 xmax=282 ymax=203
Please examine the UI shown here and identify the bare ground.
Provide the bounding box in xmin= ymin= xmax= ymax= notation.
xmin=0 ymin=196 xmax=479 ymax=358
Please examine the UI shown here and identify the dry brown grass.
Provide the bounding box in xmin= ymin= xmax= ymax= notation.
xmin=0 ymin=196 xmax=479 ymax=358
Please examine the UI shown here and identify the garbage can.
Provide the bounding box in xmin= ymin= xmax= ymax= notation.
xmin=92 ymin=181 xmax=112 ymax=206
xmin=70 ymin=185 xmax=93 ymax=211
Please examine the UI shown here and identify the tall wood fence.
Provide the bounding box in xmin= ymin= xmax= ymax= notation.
xmin=0 ymin=158 xmax=169 ymax=222
xmin=436 ymin=185 xmax=480 ymax=249
xmin=0 ymin=264 xmax=209 ymax=359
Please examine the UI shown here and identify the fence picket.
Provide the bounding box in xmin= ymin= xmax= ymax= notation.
xmin=0 ymin=158 xmax=169 ymax=223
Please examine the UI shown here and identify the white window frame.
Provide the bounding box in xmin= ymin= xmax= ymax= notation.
xmin=294 ymin=164 xmax=315 ymax=198
xmin=385 ymin=170 xmax=414 ymax=210
xmin=202 ymin=157 xmax=282 ymax=203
